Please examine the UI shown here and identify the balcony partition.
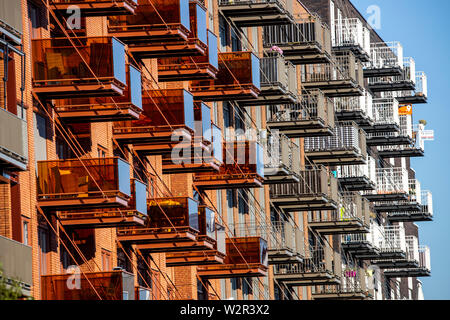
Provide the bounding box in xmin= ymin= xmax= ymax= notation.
xmin=113 ymin=89 xmax=195 ymax=155
xmin=50 ymin=0 xmax=138 ymax=16
xmin=219 ymin=0 xmax=293 ymax=27
xmin=198 ymin=236 xmax=269 ymax=279
xmin=41 ymin=271 xmax=135 ymax=300
xmin=304 ymin=121 xmax=367 ymax=165
xmin=266 ymin=90 xmax=334 ymax=137
xmin=364 ymin=41 xmax=403 ymax=77
xmin=54 ymin=64 xmax=143 ymax=123
xmin=37 ymin=157 xmax=131 ymax=209
xmin=239 ymin=52 xmax=297 ymax=106
xmin=0 ymin=107 xmax=28 ymax=171
xmin=32 ymin=37 xmax=127 ymax=99
xmin=301 ymin=51 xmax=364 ymax=97
xmin=263 ymin=14 xmax=332 ymax=64
xmin=270 ymin=166 xmax=338 ymax=212
xmin=333 ymin=18 xmax=370 ymax=62
xmin=190 ymin=51 xmax=261 ymax=101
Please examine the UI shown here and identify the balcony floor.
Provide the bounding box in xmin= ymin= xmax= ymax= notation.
xmin=38 ymin=193 xmax=129 ymax=211
xmin=387 ymin=212 xmax=433 ymax=222
xmin=158 ymin=65 xmax=218 ymax=82
xmin=338 ymin=177 xmax=376 ymax=191
xmin=308 ymin=220 xmax=369 ymax=235
xmin=267 ymin=120 xmax=333 ymax=138
xmin=384 ymin=268 xmax=431 ymax=278
xmin=302 ymin=81 xmax=364 ymax=97
xmin=268 ymin=249 xmax=303 ymax=265
xmin=271 ymin=196 xmax=338 ymax=212
xmin=274 ymin=271 xmax=341 ymax=286
xmin=369 ymin=81 xmax=416 ymax=93
xmin=312 ymin=291 xmax=368 ymax=300
xmin=363 ymin=67 xmax=403 ymax=78
xmin=165 ymin=250 xmax=225 ymax=267
xmin=57 ymin=211 xmax=146 ymax=229
xmin=55 ymin=105 xmax=141 ymax=123
xmin=305 ymin=149 xmax=366 ymax=166
xmin=198 ymin=264 xmax=268 ymax=279
xmin=378 ymin=148 xmax=425 ymax=158
xmin=50 ymin=1 xmax=137 ymax=16
xmin=342 ymin=242 xmax=381 ymax=260
xmin=194 ymin=176 xmax=264 ymax=190
xmin=335 ymin=111 xmax=373 ymax=127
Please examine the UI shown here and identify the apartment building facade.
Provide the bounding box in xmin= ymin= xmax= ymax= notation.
xmin=0 ymin=0 xmax=431 ymax=300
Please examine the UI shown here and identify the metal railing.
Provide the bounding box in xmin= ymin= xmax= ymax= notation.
xmin=333 ymin=89 xmax=373 ymax=119
xmin=309 ymin=192 xmax=367 ymax=224
xmin=260 ymin=52 xmax=297 ymax=95
xmin=369 ymin=57 xmax=415 ymax=86
xmin=379 ymin=225 xmax=407 ymax=254
xmin=266 ymin=90 xmax=335 ymax=128
xmin=336 ymin=155 xmax=376 ymax=184
xmin=367 ymin=41 xmax=403 ymax=70
xmin=263 ymin=130 xmax=300 ymax=175
xmin=342 ymin=222 xmax=383 ymax=249
xmin=405 ymin=235 xmax=420 ymax=264
xmin=419 ymin=245 xmax=431 ymax=271
xmin=304 ymin=121 xmax=366 ymax=156
xmin=333 ymin=18 xmax=370 ymax=55
xmin=374 ymin=167 xmax=409 ymax=195
xmin=372 ymin=98 xmax=400 ymax=126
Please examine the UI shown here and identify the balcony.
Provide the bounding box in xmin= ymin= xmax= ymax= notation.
xmin=371 ymin=225 xmax=407 ymax=263
xmin=158 ymin=30 xmax=218 ymax=82
xmin=194 ymin=140 xmax=265 ymax=190
xmin=363 ymin=167 xmax=409 ymax=202
xmin=308 ymin=192 xmax=370 ymax=235
xmin=374 ymin=178 xmax=423 ymax=213
xmin=165 ymin=207 xmax=226 ymax=266
xmin=332 ymin=18 xmax=371 ymax=62
xmin=113 ymin=89 xmax=195 ymax=155
xmin=50 ymin=0 xmax=138 ymax=16
xmin=32 ymin=37 xmax=127 ymax=99
xmin=263 ymin=131 xmax=300 ymax=184
xmin=364 ymin=42 xmax=404 ymax=78
xmin=268 ymin=222 xmax=304 ymax=264
xmin=342 ymin=223 xmax=384 ymax=260
xmin=0 ymin=108 xmax=28 ymax=172
xmin=301 ymin=52 xmax=364 ymax=97
xmin=377 ymin=130 xmax=425 ymax=159
xmin=336 ymin=156 xmax=376 ymax=191
xmin=56 ymin=179 xmax=147 ymax=228
xmin=274 ymin=246 xmax=341 ymax=286
xmin=0 ymin=235 xmax=32 ymax=298
xmin=364 ymin=97 xmax=399 ymax=137
xmin=334 ymin=90 xmax=374 ymax=127
xmin=0 ymin=0 xmax=22 ymax=45
xmin=263 ymin=15 xmax=332 ymax=65
xmin=368 ymin=57 xmax=416 ymax=92
xmin=384 ymin=244 xmax=431 ymax=278
xmin=304 ymin=121 xmax=367 ymax=166
xmin=218 ymin=0 xmax=294 ymax=27
xmin=190 ymin=51 xmax=261 ymax=102
xmin=41 ymin=271 xmax=135 ymax=300
xmin=238 ymin=52 xmax=297 ymax=106
xmin=37 ymin=157 xmax=131 ymax=210
xmin=197 ymin=236 xmax=269 ymax=279
xmin=53 ymin=64 xmax=143 ymax=123
xmin=396 ymin=71 xmax=428 ymax=104
xmin=118 ymin=197 xmax=215 ymax=252
xmin=266 ymin=90 xmax=334 ymax=137
xmin=270 ymin=166 xmax=338 ymax=212
xmin=161 ymin=108 xmax=222 ymax=174
xmin=108 ymin=0 xmax=207 ymax=59
xmin=313 ymin=267 xmax=371 ymax=300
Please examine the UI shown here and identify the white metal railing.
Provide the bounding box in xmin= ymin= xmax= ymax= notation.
xmin=304 ymin=121 xmax=364 ymax=154
xmin=368 ymin=57 xmax=415 ymax=87
xmin=375 ymin=167 xmax=409 ymax=195
xmin=421 ymin=191 xmax=433 ymax=216
xmin=408 ymin=179 xmax=422 ymax=203
xmin=333 ymin=89 xmax=373 ymax=120
xmin=379 ymin=225 xmax=407 ymax=254
xmin=399 ymin=114 xmax=413 ymax=139
xmin=309 ymin=192 xmax=364 ymax=224
xmin=342 ymin=222 xmax=383 ymax=250
xmin=419 ymin=245 xmax=431 ymax=271
xmin=264 ymin=131 xmax=299 ymax=174
xmin=367 ymin=41 xmax=403 ymax=70
xmin=336 ymin=155 xmax=376 ymax=184
xmin=415 ymin=71 xmax=428 ymax=97
xmin=219 ymin=0 xmax=291 ymax=8
xmin=372 ymin=98 xmax=399 ymax=126
xmin=405 ymin=235 xmax=420 ymax=263
xmin=333 ymin=18 xmax=370 ymax=55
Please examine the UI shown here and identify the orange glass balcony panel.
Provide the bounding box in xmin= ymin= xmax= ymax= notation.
xmin=50 ymin=0 xmax=138 ymax=16
xmin=190 ymin=51 xmax=261 ymax=101
xmin=194 ymin=141 xmax=265 ymax=190
xmin=41 ymin=271 xmax=135 ymax=300
xmin=37 ymin=157 xmax=131 ymax=210
xmin=113 ymin=89 xmax=194 ymax=143
xmin=32 ymin=37 xmax=127 ymax=99
xmin=54 ymin=64 xmax=143 ymax=123
xmin=197 ymin=236 xmax=269 ymax=279
xmin=57 ymin=179 xmax=147 ymax=228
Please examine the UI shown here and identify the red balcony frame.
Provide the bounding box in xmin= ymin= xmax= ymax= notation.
xmin=190 ymin=51 xmax=261 ymax=102
xmin=37 ymin=157 xmax=131 ymax=210
xmin=32 ymin=37 xmax=127 ymax=99
xmin=108 ymin=0 xmax=207 ymax=59
xmin=113 ymin=89 xmax=195 ymax=156
xmin=197 ymin=237 xmax=268 ymax=279
xmin=53 ymin=64 xmax=143 ymax=123
xmin=50 ymin=0 xmax=138 ymax=17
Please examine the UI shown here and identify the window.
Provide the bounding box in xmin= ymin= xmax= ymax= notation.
xmin=242 ymin=278 xmax=253 ymax=300
xmin=219 ymin=16 xmax=229 ymax=52
xmin=101 ymin=249 xmax=112 ymax=271
xmin=207 ymin=0 xmax=215 ymax=33
xmin=231 ymin=27 xmax=241 ymax=52
xmin=22 ymin=219 xmax=29 ymax=245
xmin=28 ymin=3 xmax=44 ymax=40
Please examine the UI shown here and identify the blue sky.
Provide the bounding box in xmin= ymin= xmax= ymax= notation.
xmin=352 ymin=0 xmax=450 ymax=300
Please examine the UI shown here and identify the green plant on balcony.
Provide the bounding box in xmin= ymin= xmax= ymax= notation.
xmin=0 ymin=263 xmax=27 ymax=300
